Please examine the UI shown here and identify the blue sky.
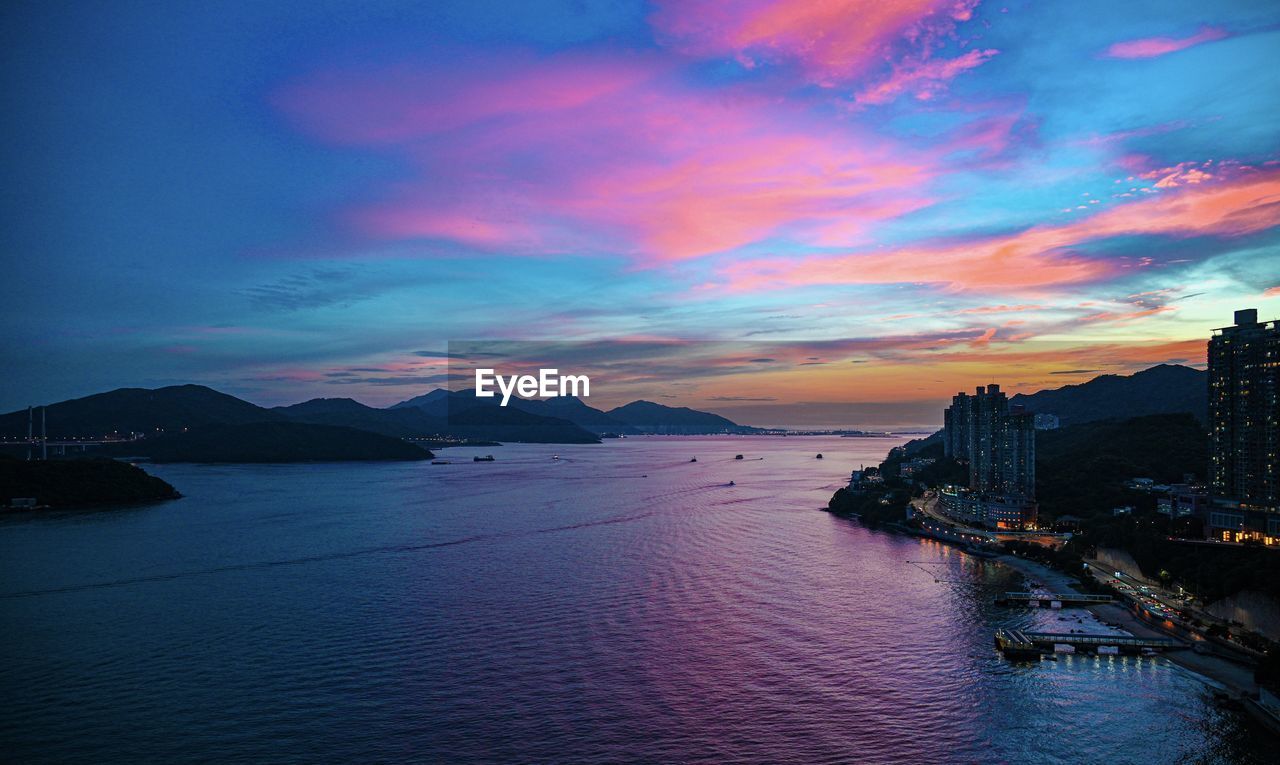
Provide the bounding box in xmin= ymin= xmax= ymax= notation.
xmin=2 ymin=0 xmax=1278 ymax=427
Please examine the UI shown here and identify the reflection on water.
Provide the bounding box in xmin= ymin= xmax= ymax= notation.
xmin=0 ymin=436 xmax=1270 ymax=763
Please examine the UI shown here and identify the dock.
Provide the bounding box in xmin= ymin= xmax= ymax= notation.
xmin=995 ymin=591 xmax=1113 ymax=608
xmin=995 ymin=628 xmax=1184 ymax=659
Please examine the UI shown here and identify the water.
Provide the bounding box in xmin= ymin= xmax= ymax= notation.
xmin=0 ymin=436 xmax=1270 ymax=763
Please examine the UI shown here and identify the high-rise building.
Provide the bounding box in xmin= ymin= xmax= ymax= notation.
xmin=1207 ymin=308 xmax=1280 ymax=543
xmin=943 ymin=392 xmax=972 ymax=459
xmin=997 ymin=409 xmax=1036 ymax=498
xmin=941 ymin=384 xmax=1037 ymax=529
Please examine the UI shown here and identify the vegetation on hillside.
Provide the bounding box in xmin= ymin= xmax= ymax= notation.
xmin=1035 ymin=413 xmax=1206 ymax=520
xmin=0 ymin=456 xmax=180 ymax=507
xmin=108 ymin=422 xmax=434 ymax=463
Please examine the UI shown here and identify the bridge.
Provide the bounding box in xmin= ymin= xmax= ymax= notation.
xmin=995 ymin=591 xmax=1114 ymax=608
xmin=995 ymin=628 xmax=1184 ymax=659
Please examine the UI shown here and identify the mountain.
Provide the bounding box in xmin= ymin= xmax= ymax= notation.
xmin=273 ymin=398 xmax=447 ymax=439
xmin=389 ymin=389 xmax=452 ymax=411
xmin=445 ymin=406 xmax=599 ymax=444
xmin=107 ymin=422 xmax=433 ymax=463
xmin=388 ymin=389 xmax=600 ymax=443
xmin=1 ymin=455 xmax=181 ymax=508
xmin=1035 ymin=412 xmax=1207 ymax=519
xmin=605 ymin=400 xmax=759 ymax=434
xmin=0 ymin=384 xmax=282 ymax=438
xmin=507 ymin=396 xmax=637 ymax=435
xmin=1009 ymin=364 xmax=1207 ymax=426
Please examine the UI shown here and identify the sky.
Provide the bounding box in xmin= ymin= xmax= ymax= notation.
xmin=2 ymin=0 xmax=1279 ymax=428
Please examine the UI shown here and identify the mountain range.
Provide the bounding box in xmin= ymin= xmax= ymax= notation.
xmin=0 ymin=384 xmax=759 ymax=461
xmin=0 ymin=363 xmax=1208 ymax=462
xmin=1009 ymin=363 xmax=1207 ymax=426
xmin=388 ymin=388 xmax=760 ymax=436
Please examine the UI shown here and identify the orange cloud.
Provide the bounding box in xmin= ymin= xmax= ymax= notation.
xmin=720 ymin=169 xmax=1280 ymax=293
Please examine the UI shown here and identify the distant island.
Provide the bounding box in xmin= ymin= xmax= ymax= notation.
xmin=105 ymin=422 xmax=434 ymax=463
xmin=0 ymin=383 xmax=766 ymax=463
xmin=1 ymin=456 xmax=180 ymax=509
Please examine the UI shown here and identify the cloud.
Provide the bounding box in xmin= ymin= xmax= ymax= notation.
xmin=706 ymin=395 xmax=778 ymax=401
xmin=1141 ymin=161 xmax=1215 ymax=189
xmin=242 ymin=268 xmax=372 ymax=312
xmin=1104 ymin=27 xmax=1228 ymax=59
xmin=649 ymin=0 xmax=981 ymax=86
xmin=717 ymin=168 xmax=1280 ymax=294
xmin=1265 ymin=286 xmax=1280 ymax=297
xmin=276 ymin=50 xmax=942 ymax=262
xmin=1049 ymin=369 xmax=1098 ymax=375
xmin=856 ymin=48 xmax=998 ymax=105
xmin=957 ymin=304 xmax=1044 ymax=314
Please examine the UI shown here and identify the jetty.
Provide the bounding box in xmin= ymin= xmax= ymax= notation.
xmin=995 ymin=628 xmax=1184 ymax=659
xmin=995 ymin=591 xmax=1114 ymax=608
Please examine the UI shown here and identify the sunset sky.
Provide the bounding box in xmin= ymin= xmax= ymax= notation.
xmin=3 ymin=1 xmax=1279 ymax=427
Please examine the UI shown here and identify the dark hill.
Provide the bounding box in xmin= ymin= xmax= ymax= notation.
xmin=0 ymin=456 xmax=181 ymax=508
xmin=273 ymin=398 xmax=447 ymax=439
xmin=507 ymin=396 xmax=637 ymax=435
xmin=605 ymin=400 xmax=758 ymax=434
xmin=0 ymin=385 xmax=281 ymax=439
xmin=1010 ymin=364 xmax=1207 ymax=426
xmin=445 ymin=406 xmax=599 ymax=444
xmin=107 ymin=422 xmax=433 ymax=463
xmin=1035 ymin=412 xmax=1207 ymax=519
xmin=388 ymin=389 xmax=600 ymax=442
xmin=389 ymin=389 xmax=451 ymax=410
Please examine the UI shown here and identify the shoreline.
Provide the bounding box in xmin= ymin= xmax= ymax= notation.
xmin=991 ymin=552 xmax=1260 ymax=698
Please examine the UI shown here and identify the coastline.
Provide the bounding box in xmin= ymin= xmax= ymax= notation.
xmin=991 ymin=552 xmax=1260 ymax=698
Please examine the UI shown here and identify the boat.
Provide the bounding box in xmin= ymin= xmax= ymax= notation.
xmin=734 ymin=454 xmax=744 ymax=460
xmin=728 ymin=481 xmax=735 ymax=486
xmin=816 ymin=453 xmax=823 ymax=459
xmin=473 ymin=455 xmax=495 ymax=462
xmin=552 ymin=455 xmax=560 ymax=460
xmin=690 ymin=457 xmax=697 ymax=462
xmin=431 ymin=460 xmax=451 ymax=465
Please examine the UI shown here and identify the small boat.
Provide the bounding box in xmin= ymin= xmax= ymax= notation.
xmin=474 ymin=455 xmax=495 ymax=462
xmin=728 ymin=481 xmax=736 ymax=486
xmin=690 ymin=457 xmax=697 ymax=462
xmin=552 ymin=455 xmax=560 ymax=460
xmin=816 ymin=453 xmax=823 ymax=459
xmin=431 ymin=460 xmax=451 ymax=465
xmin=734 ymin=454 xmax=744 ymax=460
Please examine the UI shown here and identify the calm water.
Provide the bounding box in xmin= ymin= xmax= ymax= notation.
xmin=0 ymin=436 xmax=1270 ymax=764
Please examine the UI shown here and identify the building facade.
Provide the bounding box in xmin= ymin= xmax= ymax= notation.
xmin=941 ymin=384 xmax=1037 ymax=529
xmin=1207 ymin=308 xmax=1280 ymax=543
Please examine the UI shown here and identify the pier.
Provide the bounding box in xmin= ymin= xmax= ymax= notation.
xmin=995 ymin=628 xmax=1185 ymax=659
xmin=995 ymin=591 xmax=1114 ymax=608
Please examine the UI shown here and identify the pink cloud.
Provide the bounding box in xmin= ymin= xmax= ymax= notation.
xmin=717 ymin=169 xmax=1280 ymax=293
xmin=649 ymin=0 xmax=982 ymax=86
xmin=957 ymin=304 xmax=1044 ymax=314
xmin=856 ymin=47 xmax=998 ymax=105
xmin=1141 ymin=161 xmax=1215 ymax=189
xmin=277 ymin=52 xmax=949 ymax=261
xmin=1079 ymin=306 xmax=1176 ymax=324
xmin=1264 ymin=286 xmax=1280 ymax=297
xmin=1105 ymin=26 xmax=1227 ymax=59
